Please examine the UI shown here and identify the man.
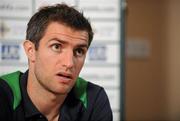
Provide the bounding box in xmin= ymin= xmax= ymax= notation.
xmin=0 ymin=3 xmax=112 ymax=121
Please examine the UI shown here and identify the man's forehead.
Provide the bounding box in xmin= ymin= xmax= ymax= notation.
xmin=48 ymin=32 xmax=88 ymax=41
xmin=45 ymin=22 xmax=89 ymax=41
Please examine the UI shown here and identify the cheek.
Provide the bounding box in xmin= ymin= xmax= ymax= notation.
xmin=35 ymin=51 xmax=55 ymax=70
xmin=74 ymin=58 xmax=85 ymax=74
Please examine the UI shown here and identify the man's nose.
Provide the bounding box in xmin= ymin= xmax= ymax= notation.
xmin=62 ymin=50 xmax=74 ymax=69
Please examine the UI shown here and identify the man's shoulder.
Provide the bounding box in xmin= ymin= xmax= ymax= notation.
xmin=73 ymin=77 xmax=106 ymax=108
xmin=0 ymin=71 xmax=22 ymax=96
xmin=0 ymin=71 xmax=21 ymax=94
xmin=75 ymin=78 xmax=112 ymax=120
xmin=77 ymin=77 xmax=103 ymax=89
xmin=87 ymin=81 xmax=103 ymax=90
xmin=0 ymin=71 xmax=22 ymax=81
xmin=79 ymin=78 xmax=108 ymax=102
xmin=0 ymin=73 xmax=15 ymax=111
xmin=87 ymin=80 xmax=107 ymax=99
xmin=76 ymin=77 xmax=104 ymax=95
xmin=0 ymin=71 xmax=23 ymax=110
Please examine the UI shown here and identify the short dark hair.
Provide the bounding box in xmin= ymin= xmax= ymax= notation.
xmin=26 ymin=4 xmax=94 ymax=50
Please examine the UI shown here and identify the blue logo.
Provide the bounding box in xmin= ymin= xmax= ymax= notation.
xmin=1 ymin=43 xmax=20 ymax=60
xmin=88 ymin=45 xmax=107 ymax=61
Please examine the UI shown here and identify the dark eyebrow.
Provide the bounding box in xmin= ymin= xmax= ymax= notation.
xmin=49 ymin=37 xmax=88 ymax=49
xmin=76 ymin=43 xmax=88 ymax=48
xmin=49 ymin=38 xmax=67 ymax=44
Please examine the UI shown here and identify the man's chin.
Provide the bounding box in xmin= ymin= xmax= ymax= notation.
xmin=52 ymin=88 xmax=71 ymax=96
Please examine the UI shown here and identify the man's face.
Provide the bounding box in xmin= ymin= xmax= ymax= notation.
xmin=30 ymin=22 xmax=89 ymax=95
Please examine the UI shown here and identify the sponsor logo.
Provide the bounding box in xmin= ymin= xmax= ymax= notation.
xmin=1 ymin=43 xmax=20 ymax=60
xmin=88 ymin=45 xmax=107 ymax=61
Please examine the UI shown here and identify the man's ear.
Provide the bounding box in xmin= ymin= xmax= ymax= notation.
xmin=23 ymin=40 xmax=36 ymax=62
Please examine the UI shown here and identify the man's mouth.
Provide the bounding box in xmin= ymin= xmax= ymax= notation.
xmin=57 ymin=73 xmax=72 ymax=79
xmin=56 ymin=72 xmax=73 ymax=83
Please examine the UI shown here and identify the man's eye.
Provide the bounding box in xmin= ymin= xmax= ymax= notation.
xmin=74 ymin=48 xmax=86 ymax=57
xmin=51 ymin=44 xmax=61 ymax=52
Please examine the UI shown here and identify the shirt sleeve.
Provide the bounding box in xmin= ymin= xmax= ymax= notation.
xmin=0 ymin=81 xmax=13 ymax=121
xmin=89 ymin=88 xmax=113 ymax=121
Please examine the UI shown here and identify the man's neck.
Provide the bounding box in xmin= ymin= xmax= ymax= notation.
xmin=27 ymin=74 xmax=67 ymax=121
